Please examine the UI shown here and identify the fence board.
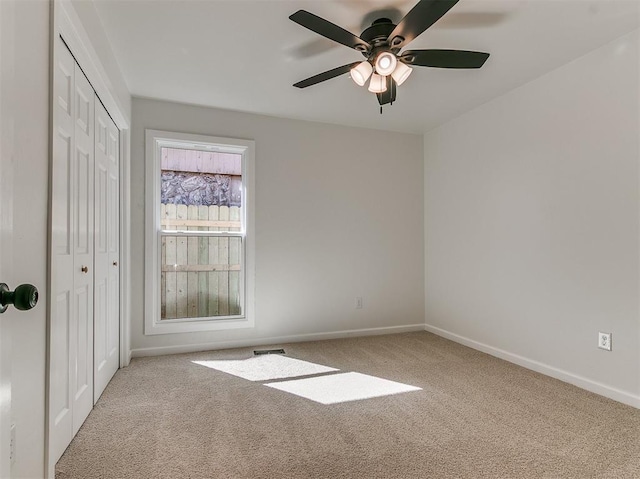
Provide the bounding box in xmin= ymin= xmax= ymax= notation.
xmin=218 ymin=206 xmax=230 ymax=316
xmin=160 ymin=205 xmax=165 ymax=318
xmin=229 ymin=206 xmax=241 ymax=314
xmin=163 ymin=204 xmax=177 ymax=230
xmin=208 ymin=206 xmax=219 ymax=316
xmin=198 ymin=205 xmax=209 ymax=316
xmin=164 ymin=204 xmax=177 ymax=319
xmin=160 ymin=207 xmax=167 ymax=319
xmin=187 ymin=205 xmax=199 ymax=317
xmin=175 ymin=205 xmax=189 ymax=318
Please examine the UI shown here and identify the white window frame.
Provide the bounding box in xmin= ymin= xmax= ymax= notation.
xmin=144 ymin=129 xmax=255 ymax=335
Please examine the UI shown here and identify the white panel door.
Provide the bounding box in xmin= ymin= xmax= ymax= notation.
xmin=49 ymin=38 xmax=76 ymax=464
xmin=50 ymin=39 xmax=96 ymax=463
xmin=0 ymin=1 xmax=14 ymax=474
xmin=93 ymin=100 xmax=119 ymax=403
xmin=106 ymin=116 xmax=120 ymax=381
xmin=71 ymin=63 xmax=95 ymax=436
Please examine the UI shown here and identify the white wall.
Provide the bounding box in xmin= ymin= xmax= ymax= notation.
xmin=424 ymin=30 xmax=640 ymax=406
xmin=131 ymin=98 xmax=424 ymax=355
xmin=69 ymin=0 xmax=131 ymax=124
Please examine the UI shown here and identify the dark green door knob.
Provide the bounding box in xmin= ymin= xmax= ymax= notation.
xmin=0 ymin=283 xmax=38 ymax=313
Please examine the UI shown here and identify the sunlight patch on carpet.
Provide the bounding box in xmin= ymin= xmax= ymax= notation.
xmin=265 ymin=372 xmax=421 ymax=404
xmin=192 ymin=355 xmax=338 ymax=381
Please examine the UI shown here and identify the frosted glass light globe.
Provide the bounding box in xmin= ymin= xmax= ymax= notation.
xmin=368 ymin=73 xmax=387 ymax=93
xmin=350 ymin=61 xmax=373 ymax=86
xmin=375 ymin=52 xmax=397 ymax=76
xmin=391 ymin=62 xmax=413 ymax=86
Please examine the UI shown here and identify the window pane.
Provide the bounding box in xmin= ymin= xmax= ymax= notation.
xmin=160 ymin=147 xmax=242 ymax=232
xmin=160 ymin=234 xmax=242 ymax=320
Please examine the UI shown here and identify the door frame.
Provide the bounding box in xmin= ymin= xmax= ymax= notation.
xmin=46 ymin=1 xmax=131 ymax=476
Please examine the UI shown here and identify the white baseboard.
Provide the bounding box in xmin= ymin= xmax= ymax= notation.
xmin=131 ymin=323 xmax=425 ymax=358
xmin=424 ymin=323 xmax=640 ymax=409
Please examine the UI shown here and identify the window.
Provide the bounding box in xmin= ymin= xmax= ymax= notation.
xmin=145 ymin=130 xmax=254 ymax=334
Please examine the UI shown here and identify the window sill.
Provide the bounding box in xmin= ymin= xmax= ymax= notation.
xmin=144 ymin=316 xmax=255 ymax=335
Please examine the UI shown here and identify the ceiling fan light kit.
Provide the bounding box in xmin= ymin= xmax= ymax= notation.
xmin=350 ymin=61 xmax=373 ymax=86
xmin=289 ymin=0 xmax=490 ymax=110
xmin=368 ymin=73 xmax=387 ymax=94
xmin=391 ymin=62 xmax=412 ymax=86
xmin=374 ymin=51 xmax=397 ymax=76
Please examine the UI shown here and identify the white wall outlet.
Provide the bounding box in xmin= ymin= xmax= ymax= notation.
xmin=355 ymin=297 xmax=363 ymax=309
xmin=9 ymin=424 xmax=15 ymax=464
xmin=598 ymin=332 xmax=612 ymax=351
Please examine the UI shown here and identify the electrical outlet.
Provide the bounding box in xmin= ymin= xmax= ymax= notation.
xmin=355 ymin=297 xmax=363 ymax=309
xmin=598 ymin=332 xmax=612 ymax=351
xmin=10 ymin=424 xmax=15 ymax=464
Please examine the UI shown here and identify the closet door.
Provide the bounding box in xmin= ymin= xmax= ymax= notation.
xmin=50 ymin=38 xmax=95 ymax=463
xmin=50 ymin=36 xmax=76 ymax=464
xmin=71 ymin=62 xmax=95 ymax=436
xmin=94 ymin=100 xmax=119 ymax=403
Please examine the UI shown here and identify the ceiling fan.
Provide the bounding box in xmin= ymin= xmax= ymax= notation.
xmin=290 ymin=0 xmax=490 ymax=108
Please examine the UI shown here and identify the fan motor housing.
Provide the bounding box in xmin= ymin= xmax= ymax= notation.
xmin=360 ymin=18 xmax=397 ymax=51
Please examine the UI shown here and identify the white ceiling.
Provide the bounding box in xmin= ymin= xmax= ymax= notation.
xmin=92 ymin=0 xmax=639 ymax=133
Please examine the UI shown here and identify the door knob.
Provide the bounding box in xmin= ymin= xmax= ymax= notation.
xmin=0 ymin=283 xmax=38 ymax=313
xmin=113 ymin=261 xmax=118 ymax=266
xmin=81 ymin=266 xmax=89 ymax=273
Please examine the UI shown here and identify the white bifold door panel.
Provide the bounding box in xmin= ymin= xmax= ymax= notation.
xmin=50 ymin=37 xmax=120 ymax=466
xmin=50 ymin=40 xmax=94 ymax=463
xmin=50 ymin=35 xmax=74 ymax=465
xmin=93 ymin=100 xmax=120 ymax=403
xmin=72 ymin=56 xmax=95 ymax=437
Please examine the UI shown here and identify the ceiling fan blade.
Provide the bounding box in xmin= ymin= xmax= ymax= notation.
xmin=290 ymin=10 xmax=371 ymax=52
xmin=293 ymin=62 xmax=361 ymax=88
xmin=401 ymin=49 xmax=489 ymax=68
xmin=388 ymin=0 xmax=459 ymax=49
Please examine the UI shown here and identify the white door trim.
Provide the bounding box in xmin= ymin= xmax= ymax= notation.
xmin=47 ymin=2 xmax=131 ymax=476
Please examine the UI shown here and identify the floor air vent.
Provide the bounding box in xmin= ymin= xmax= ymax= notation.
xmin=254 ymin=349 xmax=285 ymax=355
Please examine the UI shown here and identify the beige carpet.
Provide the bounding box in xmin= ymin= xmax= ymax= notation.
xmin=56 ymin=332 xmax=640 ymax=479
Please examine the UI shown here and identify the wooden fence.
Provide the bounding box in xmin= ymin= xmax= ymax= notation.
xmin=160 ymin=204 xmax=242 ymax=319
